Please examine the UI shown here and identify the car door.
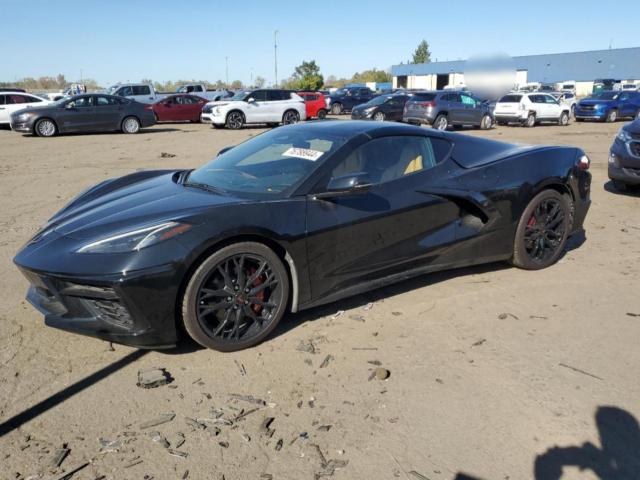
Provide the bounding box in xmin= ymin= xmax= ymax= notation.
xmin=460 ymin=94 xmax=482 ymax=124
xmin=244 ymin=90 xmax=267 ymax=123
xmin=185 ymin=95 xmax=206 ymax=121
xmin=91 ymin=95 xmax=121 ymax=130
xmin=385 ymin=95 xmax=407 ymax=121
xmin=445 ymin=93 xmax=466 ymax=123
xmin=543 ymin=94 xmax=561 ymax=119
xmin=57 ymin=95 xmax=96 ymax=132
xmin=264 ymin=90 xmax=285 ymax=122
xmin=132 ymin=85 xmax=155 ymax=104
xmin=0 ymin=95 xmax=6 ymax=123
xmin=305 ymin=134 xmax=460 ymax=300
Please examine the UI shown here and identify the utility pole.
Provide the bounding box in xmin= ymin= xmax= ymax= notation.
xmin=80 ymin=68 xmax=83 ymax=82
xmin=250 ymin=67 xmax=254 ymax=85
xmin=225 ymin=56 xmax=229 ymax=87
xmin=274 ymin=30 xmax=279 ymax=87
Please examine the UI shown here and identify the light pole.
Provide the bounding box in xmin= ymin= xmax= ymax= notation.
xmin=225 ymin=56 xmax=229 ymax=87
xmin=274 ymin=30 xmax=279 ymax=87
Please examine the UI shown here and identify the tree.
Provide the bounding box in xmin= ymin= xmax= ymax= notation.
xmin=254 ymin=76 xmax=266 ymax=88
xmin=292 ymin=60 xmax=324 ymax=91
xmin=351 ymin=68 xmax=391 ymax=84
xmin=230 ymin=80 xmax=243 ymax=89
xmin=412 ymin=40 xmax=431 ymax=64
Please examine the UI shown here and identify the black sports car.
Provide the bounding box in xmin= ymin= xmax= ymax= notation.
xmin=14 ymin=121 xmax=592 ymax=351
xmin=9 ymin=94 xmax=156 ymax=137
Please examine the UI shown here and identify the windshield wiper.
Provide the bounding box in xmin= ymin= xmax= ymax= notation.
xmin=183 ymin=181 xmax=227 ymax=195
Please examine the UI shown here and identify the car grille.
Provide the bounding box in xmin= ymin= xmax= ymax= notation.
xmin=80 ymin=298 xmax=134 ymax=329
xmin=579 ymin=105 xmax=596 ymax=111
xmin=630 ymin=142 xmax=640 ymax=157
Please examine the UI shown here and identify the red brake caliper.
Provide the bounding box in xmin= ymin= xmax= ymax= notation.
xmin=527 ymin=215 xmax=536 ymax=227
xmin=249 ymin=268 xmax=265 ymax=314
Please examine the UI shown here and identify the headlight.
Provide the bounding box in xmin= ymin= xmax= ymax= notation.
xmin=616 ymin=129 xmax=632 ymax=142
xmin=16 ymin=112 xmax=35 ymax=122
xmin=364 ymin=107 xmax=376 ymax=115
xmin=77 ymin=221 xmax=192 ymax=253
xmin=214 ymin=107 xmax=220 ymax=114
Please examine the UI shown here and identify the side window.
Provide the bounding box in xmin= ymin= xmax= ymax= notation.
xmin=544 ymin=95 xmax=557 ymax=104
xmin=96 ymin=96 xmax=111 ymax=106
xmin=0 ymin=95 xmax=4 ymax=105
xmin=448 ymin=93 xmax=462 ymax=103
xmin=247 ymin=90 xmax=267 ymax=102
xmin=132 ymin=85 xmax=151 ymax=95
xmin=67 ymin=96 xmax=93 ymax=108
xmin=266 ymin=90 xmax=282 ymax=101
xmin=460 ymin=94 xmax=476 ymax=106
xmin=117 ymin=86 xmax=133 ymax=96
xmin=330 ymin=136 xmax=447 ymax=185
xmin=6 ymin=95 xmax=28 ymax=104
xmin=25 ymin=95 xmax=42 ymax=103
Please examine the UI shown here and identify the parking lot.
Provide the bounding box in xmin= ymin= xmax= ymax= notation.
xmin=1 ymin=120 xmax=639 ymax=479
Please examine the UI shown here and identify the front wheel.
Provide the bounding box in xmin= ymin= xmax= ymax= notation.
xmin=182 ymin=242 xmax=290 ymax=352
xmin=122 ymin=116 xmax=140 ymax=134
xmin=226 ymin=111 xmax=245 ymax=129
xmin=373 ymin=111 xmax=385 ymax=121
xmin=35 ymin=118 xmax=57 ymax=137
xmin=605 ymin=109 xmax=618 ymax=123
xmin=480 ymin=114 xmax=493 ymax=130
xmin=558 ymin=111 xmax=570 ymax=126
xmin=282 ymin=110 xmax=300 ymax=125
xmin=511 ymin=190 xmax=571 ymax=270
xmin=331 ymin=103 xmax=343 ymax=115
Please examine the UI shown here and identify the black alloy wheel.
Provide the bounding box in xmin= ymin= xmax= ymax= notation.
xmin=182 ymin=242 xmax=289 ymax=351
xmin=511 ymin=190 xmax=571 ymax=270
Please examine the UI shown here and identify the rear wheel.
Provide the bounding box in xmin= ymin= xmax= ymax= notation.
xmin=524 ymin=113 xmax=536 ymax=128
xmin=182 ymin=242 xmax=290 ymax=352
xmin=316 ymin=109 xmax=327 ymax=119
xmin=121 ymin=116 xmax=140 ymax=134
xmin=511 ymin=190 xmax=571 ymax=270
xmin=605 ymin=109 xmax=618 ymax=123
xmin=433 ymin=114 xmax=448 ymax=130
xmin=331 ymin=103 xmax=343 ymax=115
xmin=226 ymin=111 xmax=245 ymax=129
xmin=480 ymin=114 xmax=493 ymax=130
xmin=282 ymin=109 xmax=300 ymax=125
xmin=35 ymin=118 xmax=57 ymax=137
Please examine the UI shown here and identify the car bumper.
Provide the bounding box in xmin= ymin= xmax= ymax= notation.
xmin=350 ymin=111 xmax=373 ymax=120
xmin=201 ymin=112 xmax=224 ymax=125
xmin=608 ymin=141 xmax=640 ymax=185
xmin=402 ymin=114 xmax=435 ymax=125
xmin=574 ymin=108 xmax=605 ymax=120
xmin=9 ymin=118 xmax=36 ymax=132
xmin=494 ymin=112 xmax=528 ymax=122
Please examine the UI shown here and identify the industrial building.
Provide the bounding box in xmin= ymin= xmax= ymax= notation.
xmin=391 ymin=47 xmax=640 ymax=96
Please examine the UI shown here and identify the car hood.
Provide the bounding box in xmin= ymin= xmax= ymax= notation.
xmin=11 ymin=104 xmax=59 ymax=116
xmin=579 ymin=99 xmax=615 ymax=106
xmin=47 ymin=170 xmax=245 ymax=239
xmin=623 ymin=119 xmax=640 ymax=135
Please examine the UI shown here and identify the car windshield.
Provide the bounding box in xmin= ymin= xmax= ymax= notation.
xmin=333 ymin=88 xmax=348 ymax=96
xmin=363 ymin=95 xmax=392 ymax=106
xmin=591 ymin=92 xmax=618 ymax=100
xmin=186 ymin=128 xmax=348 ymax=197
xmin=107 ymin=85 xmax=119 ymax=94
xmin=230 ymin=90 xmax=251 ymax=101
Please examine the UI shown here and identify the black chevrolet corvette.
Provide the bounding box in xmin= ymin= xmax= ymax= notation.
xmin=14 ymin=121 xmax=591 ymax=351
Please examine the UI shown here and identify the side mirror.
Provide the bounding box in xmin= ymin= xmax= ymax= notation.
xmin=217 ymin=145 xmax=235 ymax=156
xmin=314 ymin=172 xmax=372 ymax=199
xmin=247 ymin=97 xmax=256 ymax=103
xmin=64 ymin=103 xmax=74 ymax=109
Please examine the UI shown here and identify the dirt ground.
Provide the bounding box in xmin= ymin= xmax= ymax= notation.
xmin=0 ymin=118 xmax=639 ymax=480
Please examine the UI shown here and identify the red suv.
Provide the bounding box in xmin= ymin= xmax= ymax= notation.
xmin=297 ymin=91 xmax=327 ymax=119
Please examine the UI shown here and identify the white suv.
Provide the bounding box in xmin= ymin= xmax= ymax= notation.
xmin=0 ymin=92 xmax=52 ymax=125
xmin=494 ymin=93 xmax=571 ymax=127
xmin=201 ymin=89 xmax=307 ymax=129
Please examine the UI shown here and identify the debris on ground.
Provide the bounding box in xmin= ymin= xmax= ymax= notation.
xmin=626 ymin=312 xmax=640 ymax=317
xmin=124 ymin=456 xmax=143 ymax=468
xmin=228 ymin=393 xmax=266 ymax=406
xmin=331 ymin=310 xmax=344 ymax=319
xmin=558 ymin=362 xmax=603 ymax=380
xmin=139 ymin=413 xmax=175 ymax=429
xmin=317 ymin=425 xmax=332 ymax=432
xmin=363 ymin=302 xmax=375 ymax=311
xmin=50 ymin=462 xmax=90 ymax=480
xmin=311 ymin=443 xmax=349 ymax=477
xmin=148 ymin=431 xmax=170 ymax=448
xmin=259 ymin=417 xmax=275 ymax=437
xmin=471 ymin=339 xmax=487 ymax=347
xmin=275 ymin=438 xmax=283 ymax=451
xmin=98 ymin=438 xmax=122 ymax=454
xmin=50 ymin=445 xmax=70 ymax=467
xmin=409 ymin=471 xmax=430 ymax=480
xmin=185 ymin=417 xmax=207 ymax=430
xmin=159 ymin=152 xmax=176 ymax=158
xmin=349 ymin=314 xmax=365 ymax=322
xmin=498 ymin=313 xmax=519 ymax=320
xmin=367 ymin=360 xmax=382 ymax=366
xmin=172 ymin=432 xmax=186 ymax=449
xmin=369 ymin=367 xmax=391 ymax=381
xmin=296 ymin=339 xmax=316 ymax=354
xmin=391 ymin=311 xmax=402 ymax=316
xmin=136 ymin=368 xmax=173 ymax=389
xmin=319 ymin=354 xmax=333 ymax=368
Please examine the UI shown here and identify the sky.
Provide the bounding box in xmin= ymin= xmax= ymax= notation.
xmin=2 ymin=0 xmax=638 ymax=87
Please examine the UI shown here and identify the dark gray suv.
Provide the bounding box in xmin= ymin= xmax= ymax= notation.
xmin=403 ymin=91 xmax=494 ymax=130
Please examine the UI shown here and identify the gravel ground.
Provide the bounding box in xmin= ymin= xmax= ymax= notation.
xmin=0 ymin=118 xmax=638 ymax=480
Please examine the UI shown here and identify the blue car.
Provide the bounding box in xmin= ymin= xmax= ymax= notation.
xmin=575 ymin=91 xmax=640 ymax=122
xmin=608 ymin=119 xmax=640 ymax=190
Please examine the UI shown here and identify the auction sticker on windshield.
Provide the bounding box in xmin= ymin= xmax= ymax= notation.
xmin=282 ymin=147 xmax=324 ymax=161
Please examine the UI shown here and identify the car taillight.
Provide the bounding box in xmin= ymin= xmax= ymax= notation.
xmin=578 ymin=154 xmax=590 ymax=170
xmin=144 ymin=105 xmax=153 ymax=110
xmin=419 ymin=101 xmax=435 ymax=108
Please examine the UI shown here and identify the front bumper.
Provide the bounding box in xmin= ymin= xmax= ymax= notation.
xmin=574 ymin=107 xmax=605 ymax=120
xmin=609 ymin=140 xmax=640 ymax=185
xmin=351 ymin=110 xmax=374 ymax=120
xmin=10 ymin=118 xmax=36 ymax=132
xmin=201 ymin=112 xmax=224 ymax=125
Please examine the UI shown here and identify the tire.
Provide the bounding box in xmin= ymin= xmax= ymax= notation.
xmin=373 ymin=111 xmax=385 ymax=121
xmin=605 ymin=109 xmax=618 ymax=123
xmin=331 ymin=103 xmax=343 ymax=115
xmin=480 ymin=114 xmax=493 ymax=130
xmin=121 ymin=116 xmax=140 ymax=134
xmin=558 ymin=111 xmax=570 ymax=126
xmin=635 ymin=110 xmax=640 ymax=121
xmin=182 ymin=242 xmax=290 ymax=352
xmin=34 ymin=118 xmax=57 ymax=137
xmin=316 ymin=109 xmax=327 ymax=119
xmin=212 ymin=123 xmax=224 ymax=129
xmin=282 ymin=109 xmax=300 ymax=125
xmin=571 ymin=104 xmax=576 ymax=118
xmin=226 ymin=111 xmax=245 ymax=130
xmin=612 ymin=180 xmax=628 ymax=192
xmin=433 ymin=114 xmax=448 ymax=130
xmin=524 ymin=113 xmax=536 ymax=128
xmin=511 ymin=190 xmax=571 ymax=270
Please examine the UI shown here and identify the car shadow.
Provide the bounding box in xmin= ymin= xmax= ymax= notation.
xmin=603 ymin=180 xmax=640 ymax=197
xmin=453 ymin=406 xmax=640 ymax=480
xmin=20 ymin=127 xmax=181 ymax=138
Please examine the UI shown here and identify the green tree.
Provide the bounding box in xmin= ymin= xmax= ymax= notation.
xmin=351 ymin=68 xmax=391 ymax=84
xmin=412 ymin=40 xmax=431 ymax=64
xmin=292 ymin=60 xmax=324 ymax=91
xmin=230 ymin=80 xmax=243 ymax=89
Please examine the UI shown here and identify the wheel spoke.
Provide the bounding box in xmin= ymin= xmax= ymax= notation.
xmin=200 ymin=288 xmax=230 ymax=300
xmin=250 ymin=273 xmax=278 ymax=295
xmin=245 ymin=261 xmax=267 ymax=288
xmin=213 ymin=308 xmax=232 ymax=337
